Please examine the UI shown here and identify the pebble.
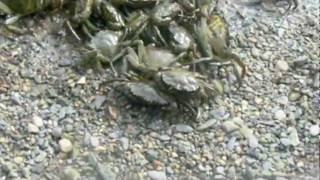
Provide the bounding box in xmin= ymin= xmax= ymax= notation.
xmin=59 ymin=139 xmax=73 ymax=153
xmin=174 ymin=124 xmax=193 ymax=133
xmin=274 ymin=110 xmax=286 ymax=121
xmin=197 ymin=119 xmax=217 ymax=131
xmin=119 ymin=137 xmax=129 ymax=150
xmin=58 ymin=59 xmax=72 ymax=67
xmin=147 ymin=171 xmax=166 ymax=180
xmin=28 ymin=123 xmax=40 ymax=133
xmin=77 ymin=76 xmax=86 ymax=85
xmin=309 ymin=125 xmax=319 ymax=136
xmin=90 ymin=136 xmax=100 ymax=147
xmin=251 ymin=47 xmax=260 ymax=58
xmin=32 ymin=115 xmax=44 ymax=127
xmin=52 ymin=127 xmax=63 ymax=138
xmin=62 ymin=168 xmax=81 ymax=180
xmin=146 ymin=150 xmax=158 ymax=162
xmin=94 ymin=95 xmax=107 ymax=109
xmin=275 ymin=60 xmax=289 ymax=71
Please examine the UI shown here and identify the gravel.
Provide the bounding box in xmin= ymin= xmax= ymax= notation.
xmin=0 ymin=0 xmax=319 ymax=179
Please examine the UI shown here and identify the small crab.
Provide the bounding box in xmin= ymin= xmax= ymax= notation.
xmin=80 ymin=29 xmax=127 ymax=73
xmin=192 ymin=5 xmax=246 ymax=86
xmin=0 ymin=0 xmax=68 ymax=33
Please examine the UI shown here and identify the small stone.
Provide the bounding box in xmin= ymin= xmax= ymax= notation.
xmin=288 ymin=91 xmax=301 ymax=101
xmin=28 ymin=123 xmax=40 ymax=133
xmin=309 ymin=125 xmax=319 ymax=136
xmin=146 ymin=150 xmax=159 ymax=162
xmin=174 ymin=124 xmax=193 ymax=133
xmin=59 ymin=59 xmax=72 ymax=67
xmin=14 ymin=156 xmax=24 ymax=164
xmin=274 ymin=110 xmax=286 ymax=121
xmin=251 ymin=48 xmax=260 ymax=58
xmin=90 ymin=136 xmax=100 ymax=147
xmin=147 ymin=171 xmax=166 ymax=180
xmin=94 ymin=95 xmax=107 ymax=109
xmin=158 ymin=135 xmax=171 ymax=141
xmin=222 ymin=118 xmax=242 ymax=133
xmin=77 ymin=76 xmax=86 ymax=85
xmin=11 ymin=92 xmax=22 ymax=105
xmin=32 ymin=115 xmax=43 ymax=127
xmin=197 ymin=119 xmax=216 ymax=131
xmin=119 ymin=137 xmax=129 ymax=150
xmin=288 ymin=127 xmax=300 ymax=146
xmin=52 ymin=127 xmax=63 ymax=138
xmin=275 ymin=60 xmax=289 ymax=71
xmin=216 ymin=166 xmax=225 ymax=175
xmin=59 ymin=139 xmax=73 ymax=153
xmin=62 ymin=168 xmax=81 ymax=180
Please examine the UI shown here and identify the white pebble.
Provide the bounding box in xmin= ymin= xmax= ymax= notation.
xmin=310 ymin=125 xmax=319 ymax=136
xmin=32 ymin=115 xmax=44 ymax=127
xmin=59 ymin=139 xmax=73 ymax=153
xmin=28 ymin=123 xmax=39 ymax=133
xmin=274 ymin=110 xmax=286 ymax=120
xmin=276 ymin=60 xmax=289 ymax=71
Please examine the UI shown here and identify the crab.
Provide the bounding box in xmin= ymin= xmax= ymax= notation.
xmin=0 ymin=0 xmax=69 ymax=33
xmin=191 ymin=4 xmax=246 ymax=86
xmin=80 ymin=29 xmax=127 ymax=73
xmin=113 ymin=41 xmax=222 ymax=117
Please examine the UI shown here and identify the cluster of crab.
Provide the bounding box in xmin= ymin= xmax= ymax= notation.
xmin=0 ymin=0 xmax=298 ymax=118
xmin=75 ymin=0 xmax=248 ymax=118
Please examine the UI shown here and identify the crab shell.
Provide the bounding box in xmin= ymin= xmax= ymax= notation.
xmin=154 ymin=69 xmax=214 ymax=101
xmin=123 ymin=82 xmax=170 ymax=106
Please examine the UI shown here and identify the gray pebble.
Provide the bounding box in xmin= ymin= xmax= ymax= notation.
xmin=52 ymin=127 xmax=63 ymax=138
xmin=94 ymin=95 xmax=107 ymax=109
xmin=174 ymin=124 xmax=193 ymax=133
xmin=197 ymin=119 xmax=217 ymax=131
xmin=146 ymin=150 xmax=158 ymax=162
xmin=251 ymin=47 xmax=260 ymax=58
xmin=119 ymin=137 xmax=129 ymax=150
